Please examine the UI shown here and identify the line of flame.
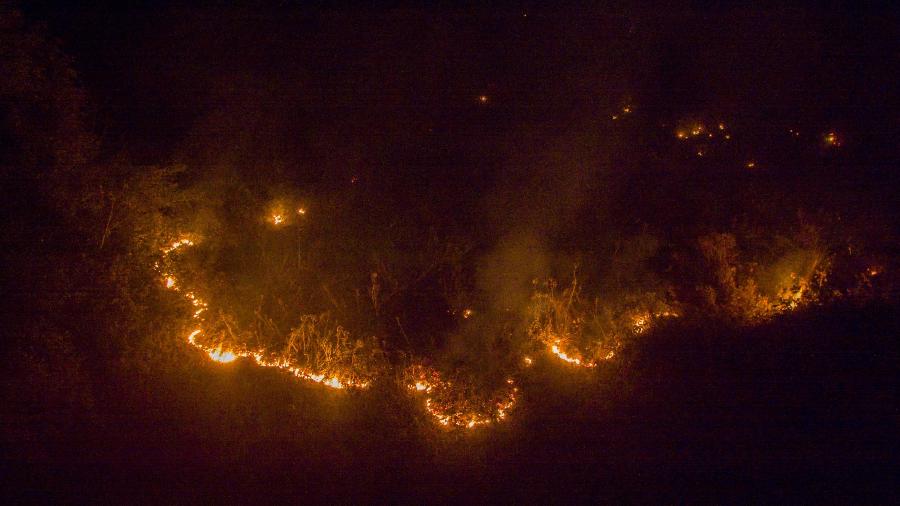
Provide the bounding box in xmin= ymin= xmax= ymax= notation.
xmin=158 ymin=238 xmax=367 ymax=390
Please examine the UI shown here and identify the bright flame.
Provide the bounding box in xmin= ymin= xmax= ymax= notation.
xmin=409 ymin=367 xmax=518 ymax=429
xmin=272 ymin=214 xmax=285 ymax=225
xmin=157 ymin=235 xmax=366 ymax=391
xmin=550 ymin=341 xmax=596 ymax=368
xmin=162 ymin=238 xmax=194 ymax=254
xmin=208 ymin=348 xmax=237 ymax=363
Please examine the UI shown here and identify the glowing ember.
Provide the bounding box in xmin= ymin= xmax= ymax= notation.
xmin=272 ymin=214 xmax=285 ymax=225
xmin=297 ymin=207 xmax=306 ymax=215
xmin=462 ymin=308 xmax=474 ymax=319
xmin=824 ymin=131 xmax=841 ymax=147
xmin=408 ymin=366 xmax=518 ymax=429
xmin=478 ymin=94 xmax=489 ymax=104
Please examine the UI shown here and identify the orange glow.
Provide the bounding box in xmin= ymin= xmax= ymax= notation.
xmin=550 ymin=341 xmax=596 ymax=368
xmin=408 ymin=366 xmax=518 ymax=429
xmin=478 ymin=95 xmax=489 ymax=104
xmin=157 ymin=235 xmax=367 ymax=391
xmin=208 ymin=348 xmax=237 ymax=363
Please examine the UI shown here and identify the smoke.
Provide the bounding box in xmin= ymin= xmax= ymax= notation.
xmin=477 ymin=122 xmax=613 ymax=313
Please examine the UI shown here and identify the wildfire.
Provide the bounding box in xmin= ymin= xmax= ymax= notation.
xmin=208 ymin=348 xmax=237 ymax=363
xmin=157 ymin=235 xmax=367 ymax=390
xmin=407 ymin=366 xmax=519 ymax=429
xmin=162 ymin=238 xmax=194 ymax=254
xmin=550 ymin=340 xmax=596 ymax=368
xmin=824 ymin=131 xmax=841 ymax=147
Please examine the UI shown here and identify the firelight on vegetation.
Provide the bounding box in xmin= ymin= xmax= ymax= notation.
xmin=157 ymin=236 xmax=368 ymax=390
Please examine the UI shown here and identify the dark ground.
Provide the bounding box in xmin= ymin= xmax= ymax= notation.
xmin=3 ymin=302 xmax=897 ymax=503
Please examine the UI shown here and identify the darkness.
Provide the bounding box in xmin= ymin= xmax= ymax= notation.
xmin=2 ymin=1 xmax=898 ymax=502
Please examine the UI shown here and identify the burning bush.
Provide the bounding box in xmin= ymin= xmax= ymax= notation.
xmin=527 ymin=275 xmax=679 ymax=366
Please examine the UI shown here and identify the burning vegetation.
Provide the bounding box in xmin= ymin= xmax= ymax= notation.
xmin=2 ymin=3 xmax=898 ymax=501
